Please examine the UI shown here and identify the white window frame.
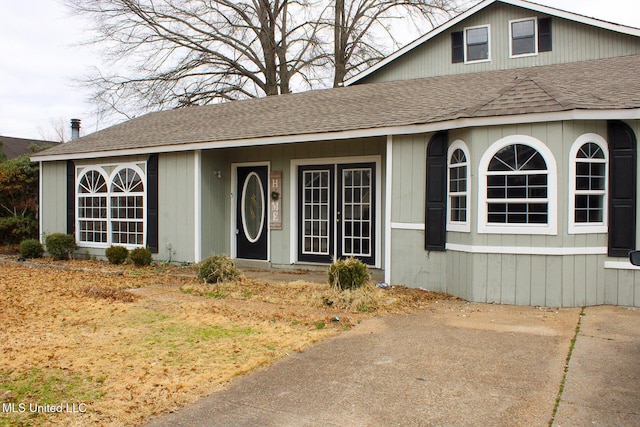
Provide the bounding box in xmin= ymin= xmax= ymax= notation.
xmin=447 ymin=140 xmax=471 ymax=232
xmin=478 ymin=135 xmax=557 ymax=235
xmin=509 ymin=17 xmax=538 ymax=58
xmin=568 ymin=133 xmax=608 ymax=234
xmin=75 ymin=163 xmax=147 ymax=249
xmin=76 ymin=166 xmax=109 ymax=246
xmin=464 ymin=24 xmax=491 ymax=64
xmin=109 ymin=165 xmax=147 ymax=247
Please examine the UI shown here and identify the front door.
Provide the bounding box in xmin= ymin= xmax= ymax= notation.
xmin=298 ymin=162 xmax=376 ymax=265
xmin=236 ymin=165 xmax=268 ymax=260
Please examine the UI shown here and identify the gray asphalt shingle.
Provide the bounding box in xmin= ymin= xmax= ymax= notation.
xmin=37 ymin=54 xmax=640 ymax=158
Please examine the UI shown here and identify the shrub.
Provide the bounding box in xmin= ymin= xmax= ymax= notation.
xmin=105 ymin=245 xmax=129 ymax=265
xmin=328 ymin=257 xmax=370 ymax=290
xmin=129 ymin=247 xmax=152 ymax=267
xmin=20 ymin=239 xmax=44 ymax=258
xmin=45 ymin=233 xmax=77 ymax=260
xmin=197 ymin=254 xmax=240 ymax=284
xmin=0 ymin=217 xmax=38 ymax=245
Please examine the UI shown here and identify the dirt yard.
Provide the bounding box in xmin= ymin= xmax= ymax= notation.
xmin=0 ymin=257 xmax=454 ymax=426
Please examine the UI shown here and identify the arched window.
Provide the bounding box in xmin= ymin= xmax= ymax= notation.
xmin=76 ymin=164 xmax=146 ymax=247
xmin=447 ymin=140 xmax=470 ymax=232
xmin=77 ymin=169 xmax=108 ymax=243
xmin=478 ymin=135 xmax=557 ymax=235
xmin=568 ymin=134 xmax=608 ymax=234
xmin=110 ymin=167 xmax=145 ymax=245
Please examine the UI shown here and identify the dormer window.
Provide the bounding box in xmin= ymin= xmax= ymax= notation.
xmin=510 ymin=18 xmax=537 ymax=56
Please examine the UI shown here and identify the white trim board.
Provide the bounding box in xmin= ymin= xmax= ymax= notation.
xmin=384 ymin=136 xmax=393 ymax=283
xmin=344 ymin=0 xmax=640 ymax=85
xmin=446 ymin=243 xmax=607 ymax=256
xmin=604 ymin=261 xmax=640 ymax=271
xmin=31 ymin=109 xmax=640 ymax=162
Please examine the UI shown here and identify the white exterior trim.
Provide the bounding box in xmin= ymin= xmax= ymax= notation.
xmin=75 ymin=163 xmax=147 ymax=250
xmin=477 ymin=135 xmax=558 ymax=235
xmin=567 ymin=133 xmax=609 ymax=234
xmin=31 ymin=109 xmax=640 ymax=163
xmin=290 ymin=155 xmax=382 ymax=268
xmin=447 ymin=139 xmax=471 ymax=232
xmin=385 ymin=136 xmax=393 ymax=283
xmin=604 ymin=261 xmax=640 ymax=270
xmin=391 ymin=222 xmax=425 ymax=230
xmin=38 ymin=161 xmax=43 ymax=243
xmin=463 ymin=24 xmax=492 ymax=64
xmin=194 ymin=150 xmax=202 ymax=262
xmin=344 ymin=0 xmax=640 ymax=86
xmin=509 ymin=16 xmax=538 ymax=58
xmin=446 ymin=243 xmax=607 ymax=255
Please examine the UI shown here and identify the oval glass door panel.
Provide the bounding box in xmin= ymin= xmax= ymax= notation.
xmin=241 ymin=172 xmax=265 ymax=243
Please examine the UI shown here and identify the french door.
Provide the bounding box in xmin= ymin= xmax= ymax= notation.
xmin=298 ymin=162 xmax=376 ymax=265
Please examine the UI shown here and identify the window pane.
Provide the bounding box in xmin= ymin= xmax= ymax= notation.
xmin=467 ymin=43 xmax=488 ymax=61
xmin=467 ymin=27 xmax=488 ymax=44
xmin=513 ymin=38 xmax=534 ymax=55
xmin=512 ymin=20 xmax=534 ymax=38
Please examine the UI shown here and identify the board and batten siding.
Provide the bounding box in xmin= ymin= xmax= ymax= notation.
xmin=388 ymin=121 xmax=639 ymax=307
xmin=158 ymin=151 xmax=196 ymax=263
xmin=40 ymin=161 xmax=68 ymax=239
xmin=359 ymin=2 xmax=640 ymax=84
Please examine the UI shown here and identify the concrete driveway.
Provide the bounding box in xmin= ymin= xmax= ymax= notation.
xmin=146 ymin=303 xmax=639 ymax=426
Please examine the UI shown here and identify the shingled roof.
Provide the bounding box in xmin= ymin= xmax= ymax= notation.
xmin=34 ymin=54 xmax=640 ymax=160
xmin=0 ymin=136 xmax=58 ymax=160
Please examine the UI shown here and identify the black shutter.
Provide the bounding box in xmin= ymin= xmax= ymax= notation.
xmin=425 ymin=132 xmax=448 ymax=251
xmin=608 ymin=121 xmax=637 ymax=257
xmin=538 ymin=17 xmax=552 ymax=52
xmin=147 ymin=154 xmax=159 ymax=253
xmin=66 ymin=160 xmax=75 ymax=236
xmin=451 ymin=31 xmax=464 ymax=63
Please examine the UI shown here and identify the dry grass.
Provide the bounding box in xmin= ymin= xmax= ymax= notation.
xmin=0 ymin=258 xmax=454 ymax=426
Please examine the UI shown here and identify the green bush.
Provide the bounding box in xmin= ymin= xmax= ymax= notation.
xmin=0 ymin=217 xmax=38 ymax=245
xmin=45 ymin=233 xmax=77 ymax=260
xmin=197 ymin=254 xmax=240 ymax=284
xmin=129 ymin=247 xmax=152 ymax=267
xmin=105 ymin=245 xmax=129 ymax=265
xmin=20 ymin=239 xmax=44 ymax=258
xmin=328 ymin=257 xmax=370 ymax=290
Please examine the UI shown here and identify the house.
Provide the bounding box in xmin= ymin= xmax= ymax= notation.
xmin=0 ymin=136 xmax=58 ymax=160
xmin=32 ymin=0 xmax=640 ymax=307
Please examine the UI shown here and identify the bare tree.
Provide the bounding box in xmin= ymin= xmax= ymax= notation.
xmin=66 ymin=0 xmax=463 ymax=122
xmin=66 ymin=0 xmax=325 ymax=119
xmin=330 ymin=0 xmax=461 ymax=87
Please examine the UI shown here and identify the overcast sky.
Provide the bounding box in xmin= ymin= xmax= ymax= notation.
xmin=1 ymin=0 xmax=639 ymax=140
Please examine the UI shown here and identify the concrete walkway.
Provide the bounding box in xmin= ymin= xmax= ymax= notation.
xmin=146 ymin=304 xmax=639 ymax=426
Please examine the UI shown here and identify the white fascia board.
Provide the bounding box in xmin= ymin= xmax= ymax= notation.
xmin=31 ymin=108 xmax=640 ymax=162
xmin=345 ymin=0 xmax=640 ymax=86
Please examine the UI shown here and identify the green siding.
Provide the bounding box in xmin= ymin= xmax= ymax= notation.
xmin=388 ymin=120 xmax=640 ymax=307
xmin=40 ymin=161 xmax=68 ymax=238
xmin=159 ymin=152 xmax=196 ymax=262
xmin=360 ymin=3 xmax=640 ymax=84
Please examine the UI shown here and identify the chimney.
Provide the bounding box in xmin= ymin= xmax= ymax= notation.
xmin=71 ymin=119 xmax=81 ymax=141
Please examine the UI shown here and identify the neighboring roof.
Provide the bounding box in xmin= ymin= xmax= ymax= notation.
xmin=0 ymin=136 xmax=58 ymax=160
xmin=33 ymin=54 xmax=640 ymax=161
xmin=344 ymin=0 xmax=640 ymax=86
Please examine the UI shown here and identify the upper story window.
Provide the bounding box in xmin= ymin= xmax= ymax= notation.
xmin=510 ymin=17 xmax=537 ymax=56
xmin=447 ymin=140 xmax=470 ymax=232
xmin=465 ymin=25 xmax=490 ymax=62
xmin=478 ymin=135 xmax=557 ymax=235
xmin=568 ymin=134 xmax=608 ymax=234
xmin=451 ymin=25 xmax=490 ymax=64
